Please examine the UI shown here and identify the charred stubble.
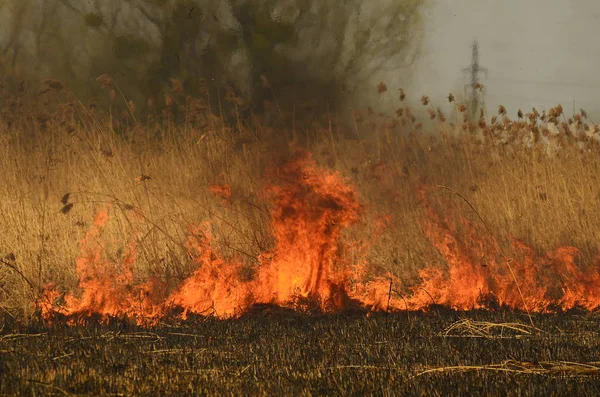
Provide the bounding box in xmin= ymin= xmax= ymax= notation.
xmin=1 ymin=311 xmax=600 ymax=396
xmin=2 ymin=78 xmax=600 ymax=395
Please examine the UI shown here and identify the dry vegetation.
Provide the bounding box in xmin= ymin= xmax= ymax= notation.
xmin=1 ymin=77 xmax=600 ymax=318
xmin=2 ymin=77 xmax=600 ymax=395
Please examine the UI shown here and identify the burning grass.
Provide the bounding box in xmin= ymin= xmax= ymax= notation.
xmin=2 ymin=78 xmax=600 ymax=323
xmin=2 ymin=77 xmax=600 ymax=393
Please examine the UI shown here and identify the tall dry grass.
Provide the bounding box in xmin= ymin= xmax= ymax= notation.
xmin=1 ymin=77 xmax=600 ymax=319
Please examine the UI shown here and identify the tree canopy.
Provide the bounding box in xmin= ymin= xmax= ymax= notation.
xmin=0 ymin=0 xmax=425 ymax=113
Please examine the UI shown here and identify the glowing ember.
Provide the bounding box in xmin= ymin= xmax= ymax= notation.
xmin=209 ymin=183 xmax=232 ymax=199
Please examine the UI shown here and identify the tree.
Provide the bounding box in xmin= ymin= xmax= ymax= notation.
xmin=0 ymin=0 xmax=425 ymax=114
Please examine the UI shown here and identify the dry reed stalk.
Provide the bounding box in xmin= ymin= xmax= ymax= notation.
xmin=1 ymin=85 xmax=600 ymax=319
xmin=412 ymin=360 xmax=600 ymax=379
xmin=442 ymin=319 xmax=540 ymax=339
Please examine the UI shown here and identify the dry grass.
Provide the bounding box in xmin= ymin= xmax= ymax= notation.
xmin=442 ymin=319 xmax=540 ymax=339
xmin=413 ymin=360 xmax=600 ymax=380
xmin=2 ymin=78 xmax=600 ymax=319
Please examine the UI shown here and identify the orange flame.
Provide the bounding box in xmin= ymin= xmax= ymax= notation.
xmin=40 ymin=208 xmax=167 ymax=325
xmin=169 ymin=152 xmax=370 ymax=316
xmin=40 ymin=152 xmax=399 ymax=324
xmin=408 ymin=187 xmax=600 ymax=312
xmin=208 ymin=183 xmax=231 ymax=198
xmin=38 ymin=154 xmax=600 ymax=326
xmin=208 ymin=183 xmax=232 ymax=204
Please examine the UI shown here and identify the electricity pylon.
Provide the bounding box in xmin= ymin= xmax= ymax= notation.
xmin=462 ymin=41 xmax=488 ymax=119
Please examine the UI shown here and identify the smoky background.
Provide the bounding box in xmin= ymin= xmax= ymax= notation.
xmin=1 ymin=1 xmax=599 ymax=120
xmin=0 ymin=0 xmax=425 ymax=117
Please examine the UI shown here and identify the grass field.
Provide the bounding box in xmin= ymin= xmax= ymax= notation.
xmin=1 ymin=77 xmax=600 ymax=394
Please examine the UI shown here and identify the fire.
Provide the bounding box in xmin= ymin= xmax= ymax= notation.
xmin=257 ymin=153 xmax=362 ymax=308
xmin=39 ymin=208 xmax=167 ymax=325
xmin=39 ymin=152 xmax=395 ymax=324
xmin=208 ymin=184 xmax=231 ymax=198
xmin=208 ymin=183 xmax=232 ymax=203
xmin=408 ymin=187 xmax=600 ymax=312
xmin=167 ymin=225 xmax=253 ymax=318
xmin=38 ymin=153 xmax=600 ymax=325
xmin=170 ymin=153 xmax=379 ymax=316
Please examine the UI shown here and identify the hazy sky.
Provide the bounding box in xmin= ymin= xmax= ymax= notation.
xmin=413 ymin=0 xmax=600 ymax=120
xmin=2 ymin=0 xmax=598 ymax=120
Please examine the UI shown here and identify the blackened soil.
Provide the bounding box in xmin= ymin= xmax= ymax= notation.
xmin=1 ymin=310 xmax=599 ymax=396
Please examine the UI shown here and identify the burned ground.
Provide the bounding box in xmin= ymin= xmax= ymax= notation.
xmin=2 ymin=310 xmax=600 ymax=396
xmin=2 ymin=77 xmax=600 ymax=395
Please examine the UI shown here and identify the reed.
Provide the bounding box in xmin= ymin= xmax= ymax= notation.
xmin=1 ymin=77 xmax=600 ymax=319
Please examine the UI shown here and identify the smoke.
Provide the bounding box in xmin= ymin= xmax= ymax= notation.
xmin=0 ymin=0 xmax=425 ymax=114
xmin=412 ymin=1 xmax=600 ymax=120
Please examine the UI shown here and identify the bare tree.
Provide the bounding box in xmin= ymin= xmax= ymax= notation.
xmin=0 ymin=0 xmax=425 ymax=112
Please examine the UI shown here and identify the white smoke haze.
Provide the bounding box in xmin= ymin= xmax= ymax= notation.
xmin=1 ymin=0 xmax=596 ymax=120
xmin=0 ymin=0 xmax=424 ymax=115
xmin=414 ymin=0 xmax=600 ymax=120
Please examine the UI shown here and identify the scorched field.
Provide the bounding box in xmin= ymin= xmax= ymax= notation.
xmin=1 ymin=78 xmax=600 ymax=395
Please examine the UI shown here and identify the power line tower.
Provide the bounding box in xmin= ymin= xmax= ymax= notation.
xmin=462 ymin=41 xmax=488 ymax=119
